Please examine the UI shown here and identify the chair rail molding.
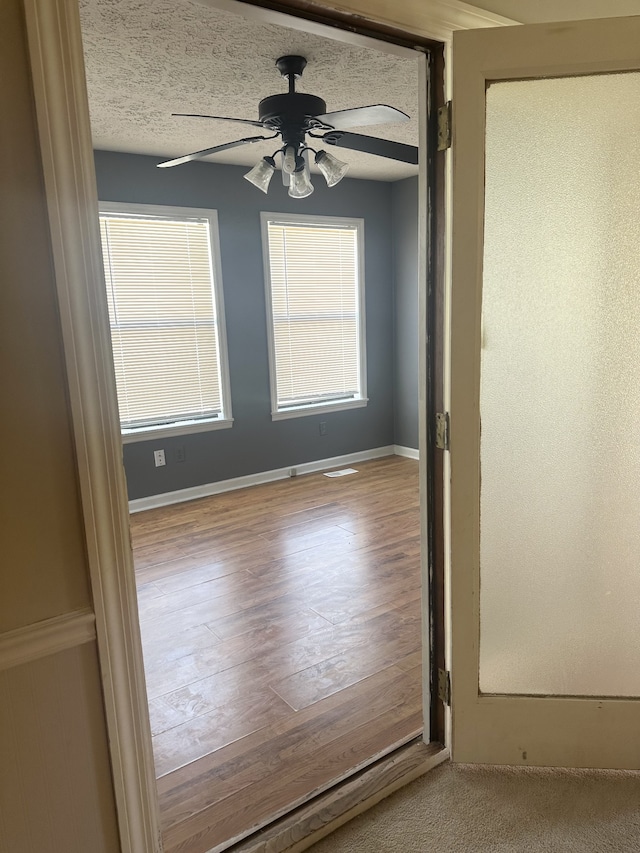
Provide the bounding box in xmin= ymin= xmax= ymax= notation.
xmin=0 ymin=610 xmax=96 ymax=673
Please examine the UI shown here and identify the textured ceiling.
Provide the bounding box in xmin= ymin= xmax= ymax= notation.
xmin=79 ymin=0 xmax=420 ymax=182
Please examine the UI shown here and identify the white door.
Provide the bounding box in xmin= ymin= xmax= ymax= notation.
xmin=449 ymin=15 xmax=640 ymax=768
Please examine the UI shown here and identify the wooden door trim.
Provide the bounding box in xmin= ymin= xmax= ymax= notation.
xmin=425 ymin=44 xmax=448 ymax=745
xmin=21 ymin=1 xmax=162 ymax=851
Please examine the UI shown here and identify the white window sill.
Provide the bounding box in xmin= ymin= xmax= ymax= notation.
xmin=271 ymin=398 xmax=368 ymax=421
xmin=121 ymin=417 xmax=233 ymax=443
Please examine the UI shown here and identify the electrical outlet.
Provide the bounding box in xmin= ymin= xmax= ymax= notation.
xmin=153 ymin=449 xmax=166 ymax=467
xmin=319 ymin=421 xmax=327 ymax=436
xmin=175 ymin=445 xmax=186 ymax=463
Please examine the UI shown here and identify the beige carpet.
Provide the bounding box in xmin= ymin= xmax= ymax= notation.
xmin=309 ymin=762 xmax=640 ymax=852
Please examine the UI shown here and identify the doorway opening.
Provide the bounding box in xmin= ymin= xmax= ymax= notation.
xmin=77 ymin=2 xmax=444 ymax=849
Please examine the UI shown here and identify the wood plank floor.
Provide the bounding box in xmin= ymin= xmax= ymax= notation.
xmin=131 ymin=456 xmax=422 ymax=853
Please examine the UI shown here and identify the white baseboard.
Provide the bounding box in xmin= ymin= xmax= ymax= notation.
xmin=129 ymin=445 xmax=399 ymax=513
xmin=393 ymin=444 xmax=419 ymax=460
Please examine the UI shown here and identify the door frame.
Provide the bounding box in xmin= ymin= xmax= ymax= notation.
xmin=21 ymin=0 xmax=514 ymax=850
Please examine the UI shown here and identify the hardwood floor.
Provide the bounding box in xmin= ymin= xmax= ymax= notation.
xmin=131 ymin=456 xmax=422 ymax=853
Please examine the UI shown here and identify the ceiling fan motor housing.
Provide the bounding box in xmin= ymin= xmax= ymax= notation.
xmin=258 ymin=93 xmax=327 ymax=146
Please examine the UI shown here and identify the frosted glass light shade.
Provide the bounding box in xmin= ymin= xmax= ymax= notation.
xmin=243 ymin=157 xmax=276 ymax=193
xmin=288 ymin=165 xmax=314 ymax=198
xmin=315 ymin=150 xmax=349 ymax=187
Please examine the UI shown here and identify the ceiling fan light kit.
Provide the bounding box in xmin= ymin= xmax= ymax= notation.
xmin=288 ymin=162 xmax=315 ymax=199
xmin=315 ymin=150 xmax=350 ymax=187
xmin=282 ymin=145 xmax=298 ymax=175
xmin=243 ymin=155 xmax=276 ymax=193
xmin=159 ymin=55 xmax=418 ymax=199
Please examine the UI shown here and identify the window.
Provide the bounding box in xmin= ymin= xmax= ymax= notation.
xmin=261 ymin=213 xmax=367 ymax=420
xmin=99 ymin=203 xmax=232 ymax=441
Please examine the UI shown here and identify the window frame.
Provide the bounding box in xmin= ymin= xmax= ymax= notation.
xmin=99 ymin=201 xmax=233 ymax=443
xmin=261 ymin=211 xmax=368 ymax=421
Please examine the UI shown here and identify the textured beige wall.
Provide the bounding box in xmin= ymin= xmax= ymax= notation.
xmin=0 ymin=646 xmax=121 ymax=852
xmin=0 ymin=1 xmax=121 ymax=850
xmin=0 ymin=0 xmax=91 ymax=635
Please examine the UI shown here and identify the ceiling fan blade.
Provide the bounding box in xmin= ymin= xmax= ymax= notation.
xmin=172 ymin=113 xmax=265 ymax=129
xmin=157 ymin=135 xmax=273 ymax=168
xmin=323 ymin=131 xmax=418 ymax=165
xmin=316 ymin=105 xmax=409 ymax=130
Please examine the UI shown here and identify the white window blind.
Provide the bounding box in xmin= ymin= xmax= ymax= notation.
xmin=263 ymin=216 xmax=366 ymax=415
xmin=99 ymin=208 xmax=229 ymax=432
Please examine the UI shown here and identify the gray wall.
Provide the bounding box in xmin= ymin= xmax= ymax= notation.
xmin=94 ymin=150 xmax=397 ymax=500
xmin=391 ymin=176 xmax=419 ymax=450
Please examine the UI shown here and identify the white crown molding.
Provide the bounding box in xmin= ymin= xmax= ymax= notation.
xmin=0 ymin=610 xmax=96 ymax=673
xmin=129 ymin=445 xmax=397 ymax=512
xmin=22 ymin=0 xmax=163 ymax=850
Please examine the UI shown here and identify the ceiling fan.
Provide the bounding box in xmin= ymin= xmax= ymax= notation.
xmin=157 ymin=55 xmax=418 ymax=198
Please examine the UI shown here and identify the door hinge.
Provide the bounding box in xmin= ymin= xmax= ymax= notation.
xmin=435 ymin=412 xmax=450 ymax=451
xmin=438 ymin=668 xmax=451 ymax=706
xmin=437 ymin=101 xmax=452 ymax=151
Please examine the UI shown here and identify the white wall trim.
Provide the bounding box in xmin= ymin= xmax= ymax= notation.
xmin=394 ymin=444 xmax=419 ymax=460
xmin=22 ymin=1 xmax=163 ymax=850
xmin=129 ymin=445 xmax=397 ymax=512
xmin=0 ymin=610 xmax=96 ymax=673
